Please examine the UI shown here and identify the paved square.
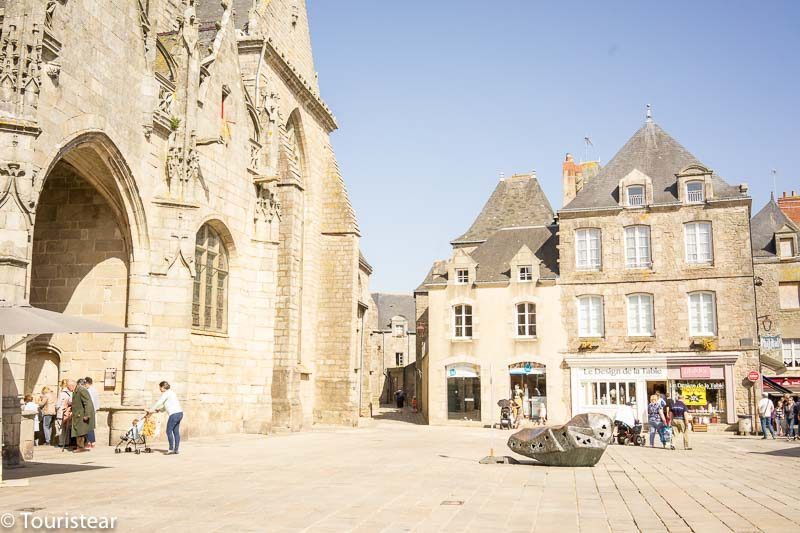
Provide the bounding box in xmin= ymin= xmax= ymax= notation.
xmin=1 ymin=408 xmax=798 ymax=532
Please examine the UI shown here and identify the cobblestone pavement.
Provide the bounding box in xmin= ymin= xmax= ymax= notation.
xmin=1 ymin=407 xmax=798 ymax=532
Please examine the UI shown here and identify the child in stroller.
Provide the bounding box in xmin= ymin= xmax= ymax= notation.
xmin=614 ymin=403 xmax=645 ymax=446
xmin=497 ymin=399 xmax=513 ymax=430
xmin=658 ymin=423 xmax=675 ymax=450
xmin=114 ymin=414 xmax=154 ymax=455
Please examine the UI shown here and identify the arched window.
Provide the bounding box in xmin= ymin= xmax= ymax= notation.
xmin=626 ymin=293 xmax=654 ymax=336
xmin=193 ymin=224 xmax=229 ymax=332
xmin=577 ymin=295 xmax=603 ymax=337
xmin=686 ymin=180 xmax=704 ymax=203
xmin=453 ymin=304 xmax=473 ymax=338
xmin=516 ymin=303 xmax=536 ymax=337
xmin=626 ymin=185 xmax=645 ymax=206
xmin=688 ymin=291 xmax=716 ymax=336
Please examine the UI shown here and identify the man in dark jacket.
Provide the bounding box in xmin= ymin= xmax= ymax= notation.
xmin=71 ymin=379 xmax=96 ymax=453
xmin=793 ymin=397 xmax=800 ymax=441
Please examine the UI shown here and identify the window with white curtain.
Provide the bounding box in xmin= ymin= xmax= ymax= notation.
xmin=625 ymin=226 xmax=651 ymax=268
xmin=782 ymin=339 xmax=800 ymax=368
xmin=453 ymin=304 xmax=473 ymax=338
xmin=516 ymin=302 xmax=536 ymax=337
xmin=575 ymin=229 xmax=601 ymax=270
xmin=577 ymin=295 xmax=603 ymax=337
xmin=684 ymin=222 xmax=713 ymax=264
xmin=688 ymin=292 xmax=716 ymax=336
xmin=627 ymin=294 xmax=654 ymax=336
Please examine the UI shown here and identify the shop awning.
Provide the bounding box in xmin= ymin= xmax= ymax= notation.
xmin=763 ymin=376 xmax=800 ymax=395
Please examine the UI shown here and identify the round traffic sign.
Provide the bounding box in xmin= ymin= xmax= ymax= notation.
xmin=747 ymin=370 xmax=760 ymax=383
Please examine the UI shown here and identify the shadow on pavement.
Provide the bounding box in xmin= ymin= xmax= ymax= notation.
xmin=749 ymin=446 xmax=800 ymax=458
xmin=2 ymin=462 xmax=108 ymax=480
xmin=373 ymin=406 xmax=424 ymax=424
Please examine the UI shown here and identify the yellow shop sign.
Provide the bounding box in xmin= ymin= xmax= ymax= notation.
xmin=681 ymin=385 xmax=707 ymax=406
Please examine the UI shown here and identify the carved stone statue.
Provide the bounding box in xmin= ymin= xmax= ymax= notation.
xmin=507 ymin=413 xmax=613 ymax=467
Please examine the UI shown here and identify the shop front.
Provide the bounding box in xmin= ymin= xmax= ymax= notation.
xmin=446 ymin=363 xmax=481 ymax=421
xmin=567 ymin=353 xmax=738 ymax=426
xmin=509 ymin=362 xmax=547 ymax=422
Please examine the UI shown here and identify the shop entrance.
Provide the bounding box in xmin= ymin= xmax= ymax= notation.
xmin=647 ymin=380 xmax=667 ymax=400
xmin=446 ymin=363 xmax=481 ymax=421
xmin=509 ymin=362 xmax=546 ymax=423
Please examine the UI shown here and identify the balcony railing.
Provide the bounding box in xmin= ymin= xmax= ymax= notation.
xmin=687 ymin=190 xmax=705 ymax=203
xmin=627 ymin=194 xmax=644 ymax=206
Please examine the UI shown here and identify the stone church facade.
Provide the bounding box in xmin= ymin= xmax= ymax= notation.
xmin=0 ymin=0 xmax=371 ymax=463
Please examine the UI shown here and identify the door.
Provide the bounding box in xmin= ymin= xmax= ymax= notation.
xmin=25 ymin=349 xmax=60 ymax=396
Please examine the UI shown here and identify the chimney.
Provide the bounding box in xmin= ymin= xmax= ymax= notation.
xmin=562 ymin=153 xmax=578 ymax=207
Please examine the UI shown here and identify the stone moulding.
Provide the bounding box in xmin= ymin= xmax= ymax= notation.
xmin=507 ymin=413 xmax=614 ymax=467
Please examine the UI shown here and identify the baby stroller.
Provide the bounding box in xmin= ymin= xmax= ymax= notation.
xmin=497 ymin=399 xmax=513 ymax=430
xmin=614 ymin=419 xmax=645 ymax=446
xmin=658 ymin=424 xmax=675 ymax=450
xmin=114 ymin=414 xmax=155 ymax=455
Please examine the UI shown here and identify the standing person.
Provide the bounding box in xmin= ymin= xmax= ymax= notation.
xmin=776 ymin=399 xmax=785 ymax=437
xmin=70 ymin=379 xmax=96 ymax=453
xmin=84 ymin=377 xmax=100 ymax=448
xmin=147 ymin=381 xmax=183 ymax=455
xmin=21 ymin=395 xmax=40 ymax=445
xmin=57 ymin=379 xmax=73 ymax=449
xmin=38 ymin=386 xmax=56 ymax=446
xmin=783 ymin=397 xmax=795 ymax=439
xmin=793 ymin=397 xmax=800 ymax=441
xmin=758 ymin=392 xmax=776 ymax=440
xmin=670 ymin=394 xmax=691 ymax=450
xmin=647 ymin=394 xmax=667 ymax=447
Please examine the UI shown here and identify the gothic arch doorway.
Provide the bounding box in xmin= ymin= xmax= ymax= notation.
xmin=24 ymin=345 xmax=60 ymax=396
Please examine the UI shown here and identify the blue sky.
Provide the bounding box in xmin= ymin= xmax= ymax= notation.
xmin=307 ymin=1 xmax=800 ymax=293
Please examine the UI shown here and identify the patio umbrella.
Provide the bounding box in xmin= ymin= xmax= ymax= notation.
xmin=0 ymin=302 xmax=143 ymax=485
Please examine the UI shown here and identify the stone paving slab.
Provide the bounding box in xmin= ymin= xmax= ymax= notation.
xmin=1 ymin=407 xmax=799 ymax=532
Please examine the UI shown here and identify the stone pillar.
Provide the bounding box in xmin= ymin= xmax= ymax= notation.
xmin=271 ymin=181 xmax=304 ymax=430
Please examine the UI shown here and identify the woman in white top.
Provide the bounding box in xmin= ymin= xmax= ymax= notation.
xmin=146 ymin=381 xmax=184 ymax=455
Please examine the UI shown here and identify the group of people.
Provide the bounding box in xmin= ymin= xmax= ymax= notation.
xmin=22 ymin=377 xmax=100 ymax=453
xmin=646 ymin=392 xmax=691 ymax=450
xmin=758 ymin=392 xmax=800 ymax=439
xmin=21 ymin=379 xmax=184 ymax=455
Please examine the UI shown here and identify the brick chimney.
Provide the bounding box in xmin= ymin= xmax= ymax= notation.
xmin=562 ymin=153 xmax=579 ymax=207
xmin=778 ymin=190 xmax=800 ymax=223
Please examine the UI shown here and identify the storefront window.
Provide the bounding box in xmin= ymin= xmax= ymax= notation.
xmin=673 ymin=380 xmax=726 ymax=424
xmin=585 ymin=381 xmax=637 ymax=406
xmin=447 ymin=363 xmax=481 ymax=421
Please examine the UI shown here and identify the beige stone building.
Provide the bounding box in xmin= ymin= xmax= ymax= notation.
xmin=558 ymin=116 xmax=759 ymax=427
xmin=417 ymin=173 xmax=570 ymax=426
xmin=0 ymin=0 xmax=375 ymax=465
xmin=752 ymin=197 xmax=800 ymax=396
xmin=369 ymin=293 xmax=417 ymax=404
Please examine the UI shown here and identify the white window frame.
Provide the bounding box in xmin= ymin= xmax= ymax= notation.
xmin=395 ymin=352 xmax=404 ymax=366
xmin=626 ymin=185 xmax=645 ymax=206
xmin=515 ymin=302 xmax=536 ymax=337
xmin=577 ymin=295 xmax=604 ymax=337
xmin=626 ymin=293 xmax=654 ymax=336
xmin=779 ymin=237 xmax=795 ymax=258
xmin=575 ymin=228 xmax=601 ymax=270
xmin=394 ymin=324 xmax=405 ymax=336
xmin=518 ymin=265 xmax=533 ymax=282
xmin=684 ymin=222 xmax=713 ymax=264
xmin=686 ymin=180 xmax=705 ymax=203
xmin=455 ymin=268 xmax=469 ymax=284
xmin=453 ymin=304 xmax=473 ymax=339
xmin=624 ymin=225 xmax=652 ymax=268
xmin=688 ymin=291 xmax=717 ymax=337
xmin=782 ymin=339 xmax=800 ymax=368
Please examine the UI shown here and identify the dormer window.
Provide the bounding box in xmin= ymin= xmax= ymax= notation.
xmin=456 ymin=268 xmax=469 ymax=284
xmin=779 ymin=237 xmax=796 ymax=258
xmin=394 ymin=324 xmax=405 ymax=336
xmin=518 ymin=265 xmax=533 ymax=282
xmin=686 ymin=181 xmax=704 ymax=203
xmin=626 ymin=185 xmax=645 ymax=206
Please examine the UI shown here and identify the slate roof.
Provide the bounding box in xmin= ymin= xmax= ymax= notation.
xmin=470 ymin=226 xmax=558 ymax=282
xmin=563 ymin=121 xmax=744 ymax=210
xmin=452 ymin=173 xmax=554 ymax=244
xmin=371 ymin=293 xmax=416 ymax=330
xmin=751 ymin=196 xmax=800 ymax=257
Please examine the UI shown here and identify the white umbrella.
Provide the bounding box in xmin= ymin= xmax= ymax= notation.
xmin=0 ymin=302 xmax=143 ymax=485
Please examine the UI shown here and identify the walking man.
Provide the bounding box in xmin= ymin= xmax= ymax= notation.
xmin=758 ymin=392 xmax=776 ymax=440
xmin=70 ymin=379 xmax=96 ymax=452
xmin=670 ymin=394 xmax=691 ymax=450
xmin=147 ymin=381 xmax=184 ymax=455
